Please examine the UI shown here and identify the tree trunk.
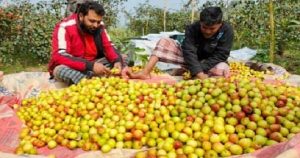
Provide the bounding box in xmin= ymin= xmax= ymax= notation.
xmin=146 ymin=11 xmax=149 ymax=34
xmin=164 ymin=0 xmax=168 ymax=32
xmin=277 ymin=42 xmax=285 ymax=56
xmin=269 ymin=0 xmax=275 ymax=63
xmin=191 ymin=0 xmax=195 ymax=23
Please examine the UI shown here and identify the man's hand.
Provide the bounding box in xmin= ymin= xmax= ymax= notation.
xmin=113 ymin=62 xmax=122 ymax=70
xmin=121 ymin=66 xmax=131 ymax=79
xmin=196 ymin=72 xmax=208 ymax=80
xmin=93 ymin=62 xmax=110 ymax=75
xmin=209 ymin=68 xmax=230 ymax=78
xmin=223 ymin=69 xmax=230 ymax=78
xmin=111 ymin=62 xmax=122 ymax=75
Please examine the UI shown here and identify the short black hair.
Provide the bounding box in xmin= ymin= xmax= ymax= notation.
xmin=78 ymin=1 xmax=105 ymax=16
xmin=200 ymin=7 xmax=223 ymax=26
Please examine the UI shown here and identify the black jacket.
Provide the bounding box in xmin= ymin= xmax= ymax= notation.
xmin=182 ymin=21 xmax=234 ymax=76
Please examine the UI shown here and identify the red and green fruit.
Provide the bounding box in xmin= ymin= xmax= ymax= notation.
xmin=14 ymin=76 xmax=300 ymax=157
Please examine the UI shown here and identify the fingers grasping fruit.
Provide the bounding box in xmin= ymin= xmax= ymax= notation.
xmin=110 ymin=68 xmax=121 ymax=75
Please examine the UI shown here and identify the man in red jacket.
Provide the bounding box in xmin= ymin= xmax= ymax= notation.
xmin=48 ymin=1 xmax=128 ymax=84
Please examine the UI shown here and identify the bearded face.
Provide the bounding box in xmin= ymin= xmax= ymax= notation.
xmin=79 ymin=10 xmax=103 ymax=34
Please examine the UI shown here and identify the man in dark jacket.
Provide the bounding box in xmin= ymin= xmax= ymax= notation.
xmin=49 ymin=1 xmax=128 ymax=84
xmin=129 ymin=7 xmax=234 ymax=79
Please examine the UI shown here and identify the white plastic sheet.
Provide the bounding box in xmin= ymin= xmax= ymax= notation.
xmin=228 ymin=47 xmax=257 ymax=61
xmin=130 ymin=31 xmax=184 ymax=70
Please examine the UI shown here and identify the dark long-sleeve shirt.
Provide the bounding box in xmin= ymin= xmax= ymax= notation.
xmin=182 ymin=21 xmax=234 ymax=76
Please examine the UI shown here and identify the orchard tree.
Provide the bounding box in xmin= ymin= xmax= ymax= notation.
xmin=203 ymin=0 xmax=299 ymax=55
xmin=0 ymin=0 xmax=128 ymax=65
xmin=125 ymin=2 xmax=190 ymax=35
xmin=65 ymin=0 xmax=128 ymax=27
xmin=125 ymin=2 xmax=164 ymax=35
xmin=96 ymin=0 xmax=128 ymax=27
xmin=0 ymin=0 xmax=64 ymax=64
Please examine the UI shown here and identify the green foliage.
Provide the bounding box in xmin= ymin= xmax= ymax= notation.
xmin=125 ymin=1 xmax=191 ymax=35
xmin=1 ymin=0 xmax=299 ymax=75
xmin=252 ymin=49 xmax=270 ymax=63
xmin=0 ymin=0 xmax=64 ymax=66
xmin=228 ymin=0 xmax=299 ymax=50
xmin=124 ymin=0 xmax=299 ymax=74
xmin=200 ymin=0 xmax=300 ymax=68
xmin=276 ymin=49 xmax=300 ymax=75
xmin=125 ymin=2 xmax=164 ymax=35
xmin=130 ymin=47 xmax=149 ymax=66
xmin=96 ymin=0 xmax=128 ymax=27
xmin=0 ymin=0 xmax=127 ymax=67
xmin=1 ymin=62 xmax=46 ymax=74
xmin=125 ymin=0 xmax=299 ymax=52
xmin=108 ymin=27 xmax=148 ymax=66
xmin=108 ymin=27 xmax=137 ymax=49
xmin=288 ymin=20 xmax=300 ymax=28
